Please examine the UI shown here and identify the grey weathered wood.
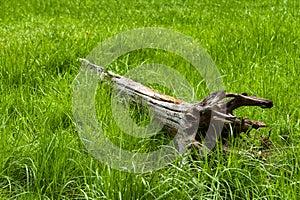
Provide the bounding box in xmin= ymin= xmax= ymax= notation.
xmin=79 ymin=58 xmax=273 ymax=154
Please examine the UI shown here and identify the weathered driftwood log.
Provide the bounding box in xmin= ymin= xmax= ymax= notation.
xmin=80 ymin=58 xmax=273 ymax=155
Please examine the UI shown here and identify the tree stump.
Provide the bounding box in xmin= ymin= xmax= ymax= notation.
xmin=80 ymin=58 xmax=273 ymax=155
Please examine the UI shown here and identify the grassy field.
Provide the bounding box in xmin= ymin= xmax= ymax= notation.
xmin=0 ymin=0 xmax=299 ymax=199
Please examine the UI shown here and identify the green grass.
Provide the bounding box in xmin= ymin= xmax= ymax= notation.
xmin=0 ymin=0 xmax=299 ymax=199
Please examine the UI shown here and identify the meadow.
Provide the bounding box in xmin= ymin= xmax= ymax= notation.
xmin=0 ymin=0 xmax=299 ymax=199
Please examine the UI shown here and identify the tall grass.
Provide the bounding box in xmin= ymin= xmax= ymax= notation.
xmin=0 ymin=0 xmax=299 ymax=199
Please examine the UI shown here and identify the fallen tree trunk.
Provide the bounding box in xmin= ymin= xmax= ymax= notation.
xmin=80 ymin=58 xmax=273 ymax=155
